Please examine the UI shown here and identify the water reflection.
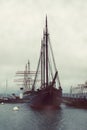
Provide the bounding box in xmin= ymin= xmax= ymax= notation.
xmin=0 ymin=103 xmax=87 ymax=130
xmin=31 ymin=108 xmax=62 ymax=130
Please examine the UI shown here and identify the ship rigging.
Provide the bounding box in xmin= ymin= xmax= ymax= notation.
xmin=29 ymin=16 xmax=62 ymax=108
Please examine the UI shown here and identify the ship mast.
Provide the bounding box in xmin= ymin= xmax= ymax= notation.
xmin=32 ymin=16 xmax=61 ymax=90
xmin=41 ymin=31 xmax=45 ymax=88
xmin=45 ymin=16 xmax=49 ymax=86
xmin=28 ymin=60 xmax=30 ymax=89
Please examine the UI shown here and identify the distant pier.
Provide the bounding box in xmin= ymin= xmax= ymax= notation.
xmin=62 ymin=93 xmax=87 ymax=108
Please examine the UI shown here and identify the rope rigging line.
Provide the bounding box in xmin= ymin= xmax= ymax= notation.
xmin=48 ymin=36 xmax=61 ymax=88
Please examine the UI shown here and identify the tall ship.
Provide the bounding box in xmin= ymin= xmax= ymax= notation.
xmin=29 ymin=16 xmax=62 ymax=109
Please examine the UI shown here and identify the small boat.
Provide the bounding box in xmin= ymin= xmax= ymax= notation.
xmin=29 ymin=16 xmax=62 ymax=109
xmin=1 ymin=102 xmax=4 ymax=105
xmin=13 ymin=106 xmax=19 ymax=111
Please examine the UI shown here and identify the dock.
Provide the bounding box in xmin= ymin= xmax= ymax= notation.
xmin=62 ymin=93 xmax=87 ymax=108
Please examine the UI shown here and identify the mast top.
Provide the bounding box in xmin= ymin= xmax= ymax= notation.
xmin=28 ymin=60 xmax=30 ymax=65
xmin=46 ymin=15 xmax=47 ymax=26
xmin=45 ymin=15 xmax=48 ymax=34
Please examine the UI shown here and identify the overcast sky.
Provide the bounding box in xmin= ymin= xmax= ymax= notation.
xmin=0 ymin=0 xmax=87 ymax=93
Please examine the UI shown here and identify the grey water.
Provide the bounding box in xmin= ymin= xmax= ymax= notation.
xmin=0 ymin=103 xmax=87 ymax=130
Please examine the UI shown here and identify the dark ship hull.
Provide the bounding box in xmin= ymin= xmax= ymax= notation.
xmin=29 ymin=86 xmax=62 ymax=109
xmin=63 ymin=95 xmax=87 ymax=108
xmin=63 ymin=81 xmax=87 ymax=108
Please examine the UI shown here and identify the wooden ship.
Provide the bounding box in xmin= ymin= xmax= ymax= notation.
xmin=29 ymin=16 xmax=62 ymax=109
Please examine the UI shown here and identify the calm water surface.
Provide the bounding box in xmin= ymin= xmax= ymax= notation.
xmin=0 ymin=103 xmax=87 ymax=130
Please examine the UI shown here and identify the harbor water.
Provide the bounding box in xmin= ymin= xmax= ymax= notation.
xmin=0 ymin=103 xmax=87 ymax=130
